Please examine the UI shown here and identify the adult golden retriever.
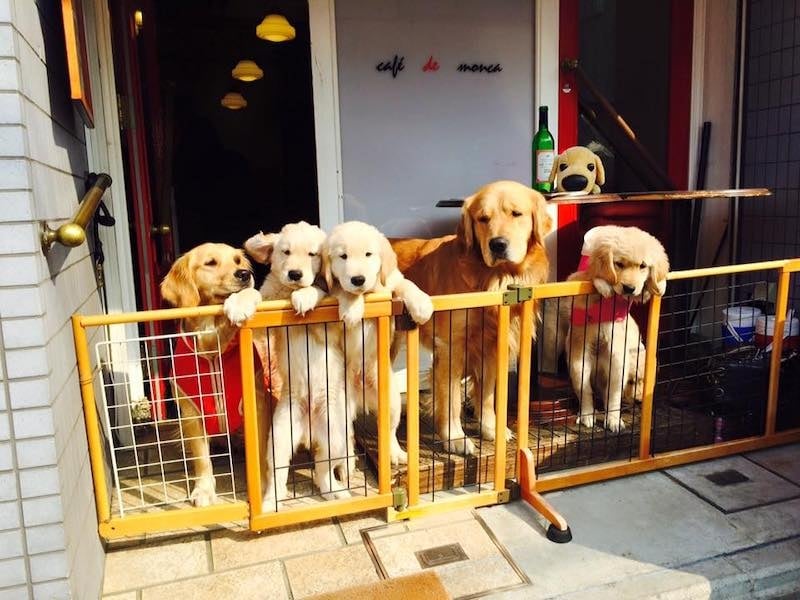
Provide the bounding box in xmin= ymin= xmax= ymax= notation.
xmin=161 ymin=243 xmax=271 ymax=506
xmin=560 ymin=225 xmax=669 ymax=432
xmin=391 ymin=180 xmax=552 ymax=454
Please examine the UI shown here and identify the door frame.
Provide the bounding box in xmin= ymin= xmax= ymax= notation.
xmin=91 ymin=0 xmax=345 ymax=317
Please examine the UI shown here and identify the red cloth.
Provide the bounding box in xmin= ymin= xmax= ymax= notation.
xmin=171 ymin=333 xmax=260 ymax=435
xmin=572 ymin=254 xmax=631 ymax=325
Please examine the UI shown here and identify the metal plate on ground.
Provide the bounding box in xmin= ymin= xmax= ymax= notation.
xmin=415 ymin=543 xmax=469 ymax=569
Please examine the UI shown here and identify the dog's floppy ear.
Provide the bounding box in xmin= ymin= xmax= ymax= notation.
xmin=378 ymin=233 xmax=399 ymax=286
xmin=549 ymin=153 xmax=563 ymax=188
xmin=161 ymin=253 xmax=199 ymax=307
xmin=589 ymin=241 xmax=618 ymax=285
xmin=530 ymin=189 xmax=553 ymax=249
xmin=646 ymin=242 xmax=670 ymax=298
xmin=322 ymin=240 xmax=335 ymax=291
xmin=456 ymin=193 xmax=477 ymax=253
xmin=593 ymin=152 xmax=606 ymax=187
xmin=244 ymin=232 xmax=278 ymax=264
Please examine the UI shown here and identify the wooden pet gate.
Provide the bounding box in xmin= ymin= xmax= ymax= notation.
xmin=73 ymin=259 xmax=800 ymax=541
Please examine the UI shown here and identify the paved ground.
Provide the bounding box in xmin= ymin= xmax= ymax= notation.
xmin=102 ymin=443 xmax=800 ymax=599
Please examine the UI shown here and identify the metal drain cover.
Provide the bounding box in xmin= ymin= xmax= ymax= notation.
xmin=705 ymin=469 xmax=751 ymax=486
xmin=415 ymin=543 xmax=469 ymax=568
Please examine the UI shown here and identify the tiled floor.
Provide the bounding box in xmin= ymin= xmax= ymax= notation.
xmin=101 ymin=444 xmax=800 ymax=600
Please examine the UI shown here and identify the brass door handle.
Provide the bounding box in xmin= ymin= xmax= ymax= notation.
xmin=41 ymin=173 xmax=112 ymax=252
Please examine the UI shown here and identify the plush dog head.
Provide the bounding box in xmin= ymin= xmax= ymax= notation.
xmin=244 ymin=221 xmax=326 ymax=289
xmin=457 ymin=180 xmax=552 ymax=267
xmin=549 ymin=146 xmax=605 ymax=194
xmin=161 ymin=243 xmax=253 ymax=307
xmin=585 ymin=225 xmax=669 ymax=300
xmin=324 ymin=221 xmax=397 ymax=295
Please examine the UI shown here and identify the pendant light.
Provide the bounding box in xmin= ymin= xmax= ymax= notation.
xmin=220 ymin=92 xmax=247 ymax=110
xmin=232 ymin=60 xmax=263 ymax=82
xmin=256 ymin=14 xmax=296 ymax=42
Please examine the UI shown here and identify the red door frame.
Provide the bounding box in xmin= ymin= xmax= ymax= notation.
xmin=110 ymin=0 xmax=172 ymax=417
xmin=555 ymin=0 xmax=693 ymax=280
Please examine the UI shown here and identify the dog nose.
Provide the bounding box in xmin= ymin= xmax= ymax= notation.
xmin=350 ymin=275 xmax=366 ymax=287
xmin=622 ymin=284 xmax=635 ymax=295
xmin=488 ymin=237 xmax=509 ymax=256
xmin=562 ymin=174 xmax=589 ymax=192
xmin=234 ymin=269 xmax=251 ymax=282
xmin=287 ymin=270 xmax=303 ymax=282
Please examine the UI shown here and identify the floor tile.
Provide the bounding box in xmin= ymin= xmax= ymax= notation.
xmin=102 ymin=593 xmax=137 ymax=600
xmin=140 ymin=562 xmax=287 ymax=600
xmin=336 ymin=510 xmax=404 ymax=544
xmin=478 ymin=472 xmax=755 ymax=598
xmin=284 ymin=543 xmax=379 ymax=599
xmin=102 ymin=534 xmax=208 ymax=594
xmin=404 ymin=507 xmax=476 ymax=531
xmin=666 ymin=455 xmax=800 ymax=512
xmin=211 ymin=520 xmax=341 ymax=570
xmin=728 ymin=497 xmax=800 ymax=545
xmin=368 ymin=518 xmax=524 ymax=598
xmin=745 ymin=443 xmax=800 ymax=484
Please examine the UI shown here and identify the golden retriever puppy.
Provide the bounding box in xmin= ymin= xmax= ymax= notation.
xmin=391 ymin=180 xmax=552 ymax=454
xmin=161 ymin=243 xmax=271 ymax=507
xmin=322 ymin=221 xmax=433 ymax=466
xmin=563 ymin=225 xmax=669 ymax=432
xmin=225 ymin=222 xmax=352 ymax=507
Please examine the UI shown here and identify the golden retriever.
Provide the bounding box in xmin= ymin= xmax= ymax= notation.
xmin=160 ymin=243 xmax=270 ymax=507
xmin=561 ymin=225 xmax=669 ymax=432
xmin=224 ymin=222 xmax=353 ymax=507
xmin=391 ymin=180 xmax=552 ymax=454
xmin=322 ymin=221 xmax=433 ymax=466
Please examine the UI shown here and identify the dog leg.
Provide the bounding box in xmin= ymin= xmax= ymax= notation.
xmin=176 ymin=398 xmax=218 ymax=507
xmin=261 ymin=399 xmax=295 ymax=511
xmin=312 ymin=404 xmax=351 ymax=500
xmin=254 ymin=380 xmax=272 ymax=499
xmin=433 ymin=346 xmax=476 ymax=455
xmin=474 ymin=369 xmax=514 ymax=443
xmin=603 ymin=345 xmax=627 ymax=433
xmin=388 ymin=377 xmax=408 ymax=465
xmin=569 ymin=351 xmax=597 ymax=429
xmin=185 ymin=421 xmax=218 ymax=507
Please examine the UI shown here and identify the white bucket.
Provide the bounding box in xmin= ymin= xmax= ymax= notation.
xmin=721 ymin=306 xmax=762 ymax=345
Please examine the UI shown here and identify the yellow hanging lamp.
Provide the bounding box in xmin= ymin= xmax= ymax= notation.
xmin=220 ymin=92 xmax=247 ymax=110
xmin=256 ymin=14 xmax=296 ymax=42
xmin=232 ymin=60 xmax=263 ymax=82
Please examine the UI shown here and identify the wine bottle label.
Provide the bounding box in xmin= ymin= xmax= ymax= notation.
xmin=535 ymin=150 xmax=555 ymax=183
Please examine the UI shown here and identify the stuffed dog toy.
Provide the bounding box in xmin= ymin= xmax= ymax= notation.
xmin=549 ymin=145 xmax=605 ymax=194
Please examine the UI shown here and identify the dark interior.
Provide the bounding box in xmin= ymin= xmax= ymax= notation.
xmin=151 ymin=0 xmax=319 ymax=252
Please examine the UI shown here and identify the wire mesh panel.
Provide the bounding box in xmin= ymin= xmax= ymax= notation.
xmin=96 ymin=330 xmax=239 ymax=516
xmin=533 ymin=294 xmax=643 ymax=474
xmin=652 ymin=272 xmax=776 ymax=453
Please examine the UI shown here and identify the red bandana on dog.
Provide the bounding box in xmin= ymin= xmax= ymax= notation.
xmin=171 ymin=333 xmax=260 ymax=435
xmin=571 ymin=254 xmax=632 ymax=325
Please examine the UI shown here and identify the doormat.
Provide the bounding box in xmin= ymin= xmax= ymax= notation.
xmin=307 ymin=571 xmax=450 ymax=600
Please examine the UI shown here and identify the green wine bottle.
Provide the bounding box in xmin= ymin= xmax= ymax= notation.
xmin=532 ymin=106 xmax=555 ymax=193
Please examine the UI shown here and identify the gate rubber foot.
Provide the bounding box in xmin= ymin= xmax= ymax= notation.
xmin=546 ymin=524 xmax=573 ymax=544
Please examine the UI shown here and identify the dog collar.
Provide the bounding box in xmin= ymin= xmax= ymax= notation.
xmin=571 ymin=296 xmax=631 ymax=325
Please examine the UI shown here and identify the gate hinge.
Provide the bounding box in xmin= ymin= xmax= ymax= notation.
xmin=503 ymin=285 xmax=533 ymax=305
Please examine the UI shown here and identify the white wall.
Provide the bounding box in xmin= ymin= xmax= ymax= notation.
xmin=0 ymin=0 xmax=107 ymax=597
xmin=690 ymin=0 xmax=738 ymax=267
xmin=335 ymin=0 xmax=533 ymax=238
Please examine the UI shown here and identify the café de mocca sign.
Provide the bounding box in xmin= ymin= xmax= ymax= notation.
xmin=376 ymin=54 xmax=502 ymax=78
